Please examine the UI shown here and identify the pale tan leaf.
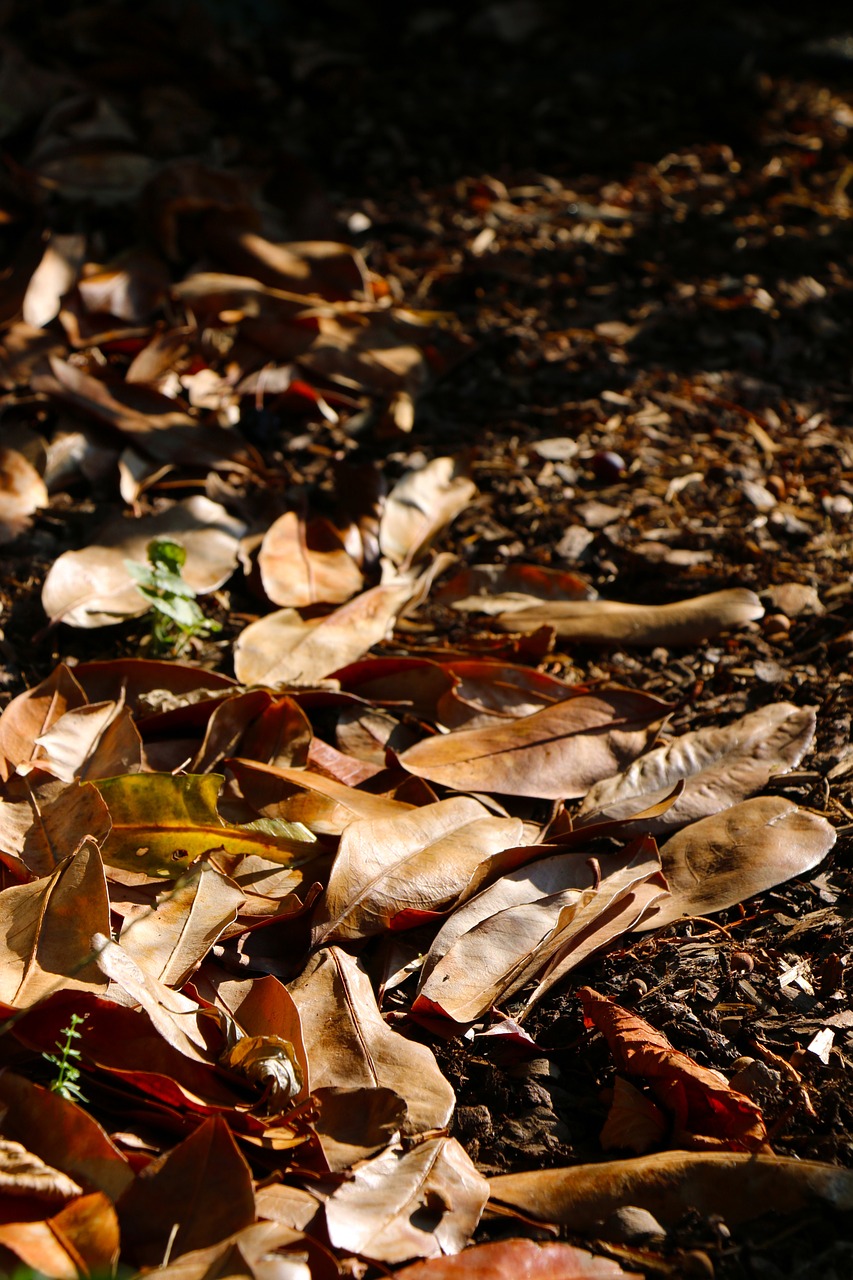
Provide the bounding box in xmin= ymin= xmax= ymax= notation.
xmin=0 ymin=840 xmax=110 ymax=1008
xmin=22 ymin=779 xmax=112 ymax=876
xmin=496 ymin=588 xmax=764 ymax=646
xmin=119 ymin=863 xmax=244 ymax=987
xmin=399 ymin=689 xmax=671 ymax=799
xmin=233 ymin=577 xmax=419 ymax=686
xmin=325 ymin=1136 xmax=489 ymax=1264
xmin=636 ymin=797 xmax=837 ymax=930
xmin=0 ymin=447 xmax=49 ymax=544
xmin=42 ymin=496 xmax=246 ymax=628
xmin=33 ymin=698 xmax=142 ymax=781
xmin=0 ymin=665 xmax=87 ymax=781
xmin=312 ymin=796 xmax=524 ymax=943
xmin=259 ymin=511 xmax=364 ymax=607
xmin=0 ymin=1138 xmax=82 ymax=1201
xmin=379 ymin=457 xmax=477 ymax=568
xmin=489 ymin=1151 xmax=853 ymax=1229
xmin=578 ymin=703 xmax=816 ymax=831
xmin=227 ymin=756 xmax=415 ymax=836
xmin=22 ymin=233 xmax=86 ymax=328
xmin=287 ymin=946 xmax=454 ymax=1133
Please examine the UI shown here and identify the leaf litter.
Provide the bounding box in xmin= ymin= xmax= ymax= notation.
xmin=0 ymin=6 xmax=850 ymax=1279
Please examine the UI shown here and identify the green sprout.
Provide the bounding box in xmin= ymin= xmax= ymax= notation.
xmin=126 ymin=538 xmax=222 ymax=656
xmin=43 ymin=1013 xmax=88 ymax=1104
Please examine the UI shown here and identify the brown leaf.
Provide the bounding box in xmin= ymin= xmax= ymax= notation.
xmin=42 ymin=496 xmax=246 ymax=628
xmin=495 ymin=588 xmax=764 ymax=646
xmin=578 ymin=703 xmax=817 ymax=831
xmin=31 ymin=699 xmax=142 ymax=781
xmin=0 ymin=840 xmax=109 ymax=1008
xmin=394 ymin=1239 xmax=642 ymax=1280
xmin=287 ymin=946 xmax=454 ymax=1134
xmin=259 ymin=511 xmax=364 ymax=608
xmin=599 ymin=1077 xmax=668 ymax=1155
xmin=636 ymin=796 xmax=837 ymax=930
xmin=0 ymin=666 xmax=87 ymax=781
xmin=134 ymin=1222 xmax=313 ymax=1280
xmin=379 ymin=457 xmax=477 ymax=569
xmin=22 ymin=233 xmax=86 ymax=328
xmin=312 ymin=1085 xmax=408 ymax=1171
xmin=579 ymin=987 xmax=768 ymax=1151
xmin=435 ymin=659 xmax=584 ymax=731
xmin=0 ymin=1192 xmax=119 ymax=1279
xmin=437 ymin=563 xmax=596 ymax=614
xmin=233 ymin=577 xmax=420 ymax=687
xmin=324 ymin=1136 xmax=489 ymax=1264
xmin=312 ymin=796 xmax=525 ymax=944
xmin=0 ymin=447 xmax=49 ymax=544
xmin=227 ymin=756 xmax=414 ymax=835
xmin=117 ymin=1116 xmax=255 ymax=1267
xmin=0 ymin=1137 xmax=82 ymax=1201
xmin=399 ymin=689 xmax=671 ymax=799
xmin=488 ymin=1151 xmax=853 ymax=1229
xmin=21 ymin=779 xmax=111 ymax=877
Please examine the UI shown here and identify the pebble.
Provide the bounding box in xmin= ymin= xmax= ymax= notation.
xmin=597 ymin=1205 xmax=666 ymax=1245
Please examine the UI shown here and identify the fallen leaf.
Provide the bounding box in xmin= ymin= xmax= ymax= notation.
xmin=227 ymin=756 xmax=415 ymax=836
xmin=438 ymin=563 xmax=596 ymax=614
xmin=312 ymin=796 xmax=525 ymax=943
xmin=0 ymin=1191 xmax=119 ymax=1279
xmin=579 ymin=987 xmax=767 ymax=1151
xmin=0 ymin=840 xmax=109 ymax=1007
xmin=636 ymin=796 xmax=837 ymax=929
xmin=488 ymin=1151 xmax=853 ymax=1229
xmin=0 ymin=447 xmax=49 ymax=544
xmin=137 ymin=1222 xmax=313 ymax=1280
xmin=435 ymin=659 xmax=584 ymax=730
xmin=599 ymin=1076 xmax=668 ymax=1155
xmin=324 ymin=1136 xmax=489 ymax=1264
xmin=42 ymin=496 xmax=246 ymax=628
xmin=577 ymin=703 xmax=816 ymax=831
xmin=22 ymin=232 xmax=86 ymax=328
xmin=312 ymin=1084 xmax=408 ymax=1171
xmin=399 ymin=689 xmax=671 ymax=799
xmin=0 ymin=666 xmax=87 ymax=781
xmin=21 ymin=778 xmax=112 ymax=876
xmin=32 ymin=698 xmax=142 ymax=781
xmin=287 ymin=946 xmax=455 ymax=1134
xmin=393 ymin=1239 xmax=641 ymax=1279
xmin=495 ymin=588 xmax=764 ymax=646
xmin=233 ymin=577 xmax=419 ymax=686
xmin=0 ymin=1137 xmax=82 ymax=1201
xmin=379 ymin=456 xmax=477 ymax=569
xmin=259 ymin=511 xmax=364 ymax=607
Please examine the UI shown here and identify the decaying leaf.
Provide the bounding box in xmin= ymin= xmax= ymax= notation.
xmin=379 ymin=456 xmax=477 ymax=568
xmin=636 ymin=796 xmax=837 ymax=929
xmin=393 ymin=1239 xmax=641 ymax=1280
xmin=0 ymin=447 xmax=49 ymax=544
xmin=400 ymin=689 xmax=671 ymax=799
xmin=578 ymin=702 xmax=817 ymax=831
xmin=495 ymin=588 xmax=764 ymax=646
xmin=488 ymin=1151 xmax=853 ymax=1229
xmin=221 ymin=1033 xmax=303 ymax=1114
xmin=258 ymin=511 xmax=364 ymax=607
xmin=325 ymin=1136 xmax=489 ymax=1264
xmin=579 ymin=987 xmax=768 ymax=1151
xmin=0 ymin=1191 xmax=119 ymax=1279
xmin=0 ymin=1137 xmax=82 ymax=1201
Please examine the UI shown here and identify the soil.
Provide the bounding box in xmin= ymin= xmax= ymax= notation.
xmin=3 ymin=3 xmax=853 ymax=1277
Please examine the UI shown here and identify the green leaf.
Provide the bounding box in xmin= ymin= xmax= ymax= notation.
xmin=93 ymin=773 xmax=317 ymax=878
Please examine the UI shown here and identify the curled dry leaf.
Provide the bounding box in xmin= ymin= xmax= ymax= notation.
xmin=42 ymin=496 xmax=246 ymax=627
xmin=495 ymin=587 xmax=764 ymax=646
xmin=228 ymin=756 xmax=415 ymax=836
xmin=0 ymin=447 xmax=49 ymax=545
xmin=636 ymin=796 xmax=837 ymax=930
xmin=379 ymin=456 xmax=477 ymax=569
xmin=399 ymin=689 xmax=671 ymax=799
xmin=393 ymin=1239 xmax=641 ymax=1280
xmin=221 ymin=1033 xmax=303 ymax=1115
xmin=578 ymin=702 xmax=817 ymax=831
xmin=287 ymin=946 xmax=454 ymax=1134
xmin=312 ymin=796 xmax=525 ymax=944
xmin=132 ymin=1222 xmax=312 ymax=1280
xmin=579 ymin=987 xmax=768 ymax=1151
xmin=0 ymin=1137 xmax=82 ymax=1201
xmin=324 ymin=1136 xmax=489 ymax=1264
xmin=488 ymin=1151 xmax=853 ymax=1229
xmin=258 ymin=511 xmax=364 ymax=608
xmin=415 ymin=840 xmax=663 ymax=1025
xmin=33 ymin=698 xmax=142 ymax=782
xmin=437 ymin=562 xmax=597 ymax=614
xmin=233 ymin=576 xmax=420 ymax=687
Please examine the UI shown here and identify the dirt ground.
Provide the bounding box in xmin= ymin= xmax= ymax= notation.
xmin=4 ymin=3 xmax=853 ymax=1277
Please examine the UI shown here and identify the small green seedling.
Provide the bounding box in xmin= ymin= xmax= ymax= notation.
xmin=126 ymin=538 xmax=222 ymax=656
xmin=43 ymin=1013 xmax=88 ymax=1104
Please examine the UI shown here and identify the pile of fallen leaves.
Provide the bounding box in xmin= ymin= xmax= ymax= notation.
xmin=2 ymin=4 xmax=853 ymax=1278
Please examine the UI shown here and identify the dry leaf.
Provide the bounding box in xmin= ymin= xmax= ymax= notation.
xmin=636 ymin=796 xmax=837 ymax=930
xmin=438 ymin=563 xmax=596 ymax=614
xmin=312 ymin=796 xmax=525 ymax=943
xmin=489 ymin=1151 xmax=853 ymax=1229
xmin=22 ymin=232 xmax=86 ymax=328
xmin=227 ymin=756 xmax=415 ymax=836
xmin=495 ymin=588 xmax=764 ymax=646
xmin=324 ymin=1136 xmax=489 ymax=1264
xmin=0 ymin=1138 xmax=82 ymax=1201
xmin=399 ymin=689 xmax=671 ymax=799
xmin=0 ymin=447 xmax=49 ymax=545
xmin=599 ymin=1076 xmax=668 ymax=1155
xmin=287 ymin=946 xmax=454 ymax=1134
xmin=379 ymin=456 xmax=477 ymax=569
xmin=0 ymin=1191 xmax=119 ymax=1279
xmin=578 ymin=703 xmax=817 ymax=831
xmin=579 ymin=987 xmax=768 ymax=1151
xmin=42 ymin=496 xmax=246 ymax=628
xmin=394 ymin=1239 xmax=641 ymax=1280
xmin=259 ymin=511 xmax=364 ymax=607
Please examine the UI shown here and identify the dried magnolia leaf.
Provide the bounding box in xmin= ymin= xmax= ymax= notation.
xmin=599 ymin=1076 xmax=668 ymax=1155
xmin=287 ymin=946 xmax=454 ymax=1134
xmin=393 ymin=1240 xmax=640 ymax=1280
xmin=400 ymin=689 xmax=671 ymax=799
xmin=0 ymin=1192 xmax=119 ymax=1279
xmin=636 ymin=797 xmax=837 ymax=930
xmin=578 ymin=703 xmax=816 ymax=831
xmin=259 ymin=511 xmax=364 ymax=608
xmin=0 ymin=1138 xmax=82 ymax=1201
xmin=579 ymin=987 xmax=768 ymax=1151
xmin=227 ymin=756 xmax=415 ymax=836
xmin=325 ymin=1137 xmax=489 ymax=1264
xmin=42 ymin=496 xmax=246 ymax=628
xmin=312 ymin=796 xmax=525 ymax=944
xmin=438 ymin=562 xmax=596 ymax=614
xmin=496 ymin=588 xmax=764 ymax=646
xmin=489 ymin=1151 xmax=853 ymax=1229
xmin=379 ymin=456 xmax=477 ymax=568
